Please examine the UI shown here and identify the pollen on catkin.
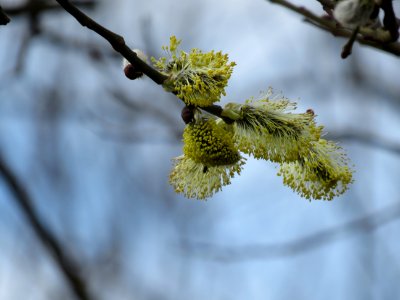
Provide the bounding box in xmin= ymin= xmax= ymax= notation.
xmin=223 ymin=90 xmax=322 ymax=163
xmin=152 ymin=36 xmax=236 ymax=107
xmin=183 ymin=118 xmax=241 ymax=166
xmin=169 ymin=116 xmax=245 ymax=200
xmin=277 ymin=139 xmax=354 ymax=200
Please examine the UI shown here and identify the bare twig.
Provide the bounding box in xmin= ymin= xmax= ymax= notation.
xmin=268 ymin=0 xmax=400 ymax=57
xmin=0 ymin=5 xmax=10 ymax=25
xmin=328 ymin=131 xmax=400 ymax=155
xmin=0 ymin=155 xmax=92 ymax=300
xmin=182 ymin=202 xmax=400 ymax=262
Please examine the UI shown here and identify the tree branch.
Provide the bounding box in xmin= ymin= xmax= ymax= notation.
xmin=328 ymin=131 xmax=400 ymax=156
xmin=0 ymin=155 xmax=92 ymax=300
xmin=182 ymin=202 xmax=400 ymax=262
xmin=53 ymin=0 xmax=236 ymax=123
xmin=54 ymin=0 xmax=168 ymax=85
xmin=0 ymin=5 xmax=10 ymax=25
xmin=268 ymin=0 xmax=400 ymax=57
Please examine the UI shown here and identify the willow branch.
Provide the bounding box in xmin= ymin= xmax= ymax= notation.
xmin=53 ymin=0 xmax=233 ymax=123
xmin=328 ymin=131 xmax=400 ymax=155
xmin=0 ymin=155 xmax=92 ymax=300
xmin=54 ymin=0 xmax=167 ymax=84
xmin=268 ymin=0 xmax=400 ymax=57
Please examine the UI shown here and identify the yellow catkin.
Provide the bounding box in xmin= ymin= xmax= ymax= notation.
xmin=277 ymin=139 xmax=354 ymax=200
xmin=152 ymin=36 xmax=236 ymax=106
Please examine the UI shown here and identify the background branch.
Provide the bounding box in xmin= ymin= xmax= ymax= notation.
xmin=328 ymin=131 xmax=400 ymax=155
xmin=0 ymin=154 xmax=92 ymax=300
xmin=182 ymin=202 xmax=400 ymax=262
xmin=268 ymin=0 xmax=400 ymax=57
xmin=54 ymin=0 xmax=168 ymax=84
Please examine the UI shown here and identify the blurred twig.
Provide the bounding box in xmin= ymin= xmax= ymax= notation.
xmin=0 ymin=5 xmax=10 ymax=25
xmin=0 ymin=154 xmax=92 ymax=300
xmin=268 ymin=0 xmax=400 ymax=57
xmin=328 ymin=131 xmax=400 ymax=155
xmin=183 ymin=202 xmax=400 ymax=262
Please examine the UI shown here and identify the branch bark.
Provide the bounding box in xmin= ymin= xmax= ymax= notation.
xmin=53 ymin=0 xmax=234 ymax=122
xmin=54 ymin=0 xmax=168 ymax=85
xmin=0 ymin=155 xmax=92 ymax=300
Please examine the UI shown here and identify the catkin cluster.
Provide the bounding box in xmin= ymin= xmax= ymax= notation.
xmin=150 ymin=37 xmax=354 ymax=200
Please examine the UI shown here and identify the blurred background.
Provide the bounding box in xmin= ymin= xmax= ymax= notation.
xmin=1 ymin=0 xmax=400 ymax=299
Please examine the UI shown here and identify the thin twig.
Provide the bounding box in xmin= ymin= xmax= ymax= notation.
xmin=381 ymin=0 xmax=399 ymax=41
xmin=53 ymin=0 xmax=234 ymax=122
xmin=328 ymin=131 xmax=400 ymax=155
xmin=3 ymin=0 xmax=96 ymax=16
xmin=341 ymin=26 xmax=359 ymax=59
xmin=182 ymin=202 xmax=400 ymax=262
xmin=0 ymin=155 xmax=92 ymax=300
xmin=54 ymin=0 xmax=167 ymax=84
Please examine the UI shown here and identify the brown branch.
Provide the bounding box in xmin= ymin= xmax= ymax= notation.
xmin=0 ymin=155 xmax=92 ymax=300
xmin=0 ymin=5 xmax=10 ymax=25
xmin=183 ymin=202 xmax=400 ymax=262
xmin=53 ymin=0 xmax=236 ymax=123
xmin=54 ymin=0 xmax=168 ymax=85
xmin=268 ymin=0 xmax=400 ymax=57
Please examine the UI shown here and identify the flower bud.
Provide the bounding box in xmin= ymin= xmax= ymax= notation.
xmin=122 ymin=49 xmax=148 ymax=80
xmin=333 ymin=0 xmax=375 ymax=28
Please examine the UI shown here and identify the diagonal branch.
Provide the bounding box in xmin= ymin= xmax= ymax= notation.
xmin=268 ymin=0 xmax=400 ymax=57
xmin=0 ymin=155 xmax=92 ymax=300
xmin=54 ymin=0 xmax=167 ymax=84
xmin=328 ymin=131 xmax=400 ymax=155
xmin=53 ymin=0 xmax=235 ymax=122
xmin=183 ymin=202 xmax=400 ymax=262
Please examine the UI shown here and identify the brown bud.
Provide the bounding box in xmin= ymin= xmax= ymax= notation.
xmin=306 ymin=109 xmax=315 ymax=116
xmin=181 ymin=106 xmax=194 ymax=124
xmin=124 ymin=64 xmax=144 ymax=80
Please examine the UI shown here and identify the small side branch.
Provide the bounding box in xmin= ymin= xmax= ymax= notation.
xmin=183 ymin=202 xmax=400 ymax=262
xmin=0 ymin=155 xmax=92 ymax=300
xmin=0 ymin=5 xmax=10 ymax=25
